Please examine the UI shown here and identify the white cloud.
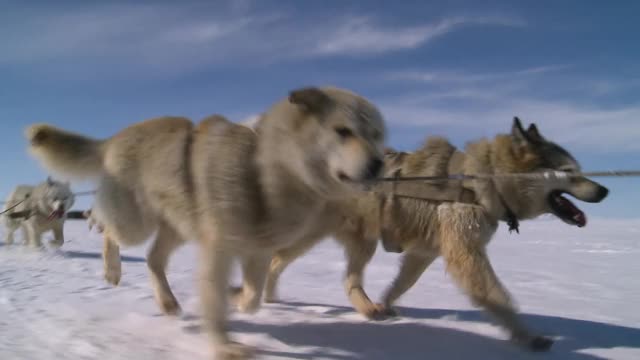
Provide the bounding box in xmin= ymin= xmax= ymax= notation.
xmin=379 ymin=93 xmax=640 ymax=153
xmin=378 ymin=66 xmax=640 ymax=152
xmin=386 ymin=65 xmax=568 ymax=85
xmin=314 ymin=15 xmax=525 ymax=56
xmin=0 ymin=3 xmax=525 ymax=72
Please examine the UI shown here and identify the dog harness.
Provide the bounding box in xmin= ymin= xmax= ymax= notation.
xmin=373 ymin=149 xmax=520 ymax=253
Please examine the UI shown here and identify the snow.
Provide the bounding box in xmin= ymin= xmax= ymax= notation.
xmin=1 ymin=218 xmax=639 ymax=360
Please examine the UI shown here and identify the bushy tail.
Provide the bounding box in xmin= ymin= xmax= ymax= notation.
xmin=26 ymin=124 xmax=105 ymax=180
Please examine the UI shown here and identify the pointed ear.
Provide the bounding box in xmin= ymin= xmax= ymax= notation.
xmin=288 ymin=87 xmax=332 ymax=114
xmin=46 ymin=176 xmax=54 ymax=186
xmin=511 ymin=116 xmax=529 ymax=146
xmin=526 ymin=123 xmax=544 ymax=144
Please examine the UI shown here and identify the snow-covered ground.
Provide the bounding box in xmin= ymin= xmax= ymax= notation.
xmin=1 ymin=218 xmax=639 ymax=360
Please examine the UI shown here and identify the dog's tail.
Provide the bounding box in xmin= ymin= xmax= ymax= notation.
xmin=26 ymin=124 xmax=105 ymax=180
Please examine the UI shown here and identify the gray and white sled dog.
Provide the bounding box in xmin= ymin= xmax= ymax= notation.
xmin=25 ymin=86 xmax=386 ymax=359
xmin=2 ymin=177 xmax=75 ymax=248
xmin=265 ymin=117 xmax=609 ymax=352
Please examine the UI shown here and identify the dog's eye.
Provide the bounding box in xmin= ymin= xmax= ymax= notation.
xmin=335 ymin=127 xmax=354 ymax=139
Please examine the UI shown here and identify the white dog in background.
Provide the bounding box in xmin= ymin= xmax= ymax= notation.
xmin=2 ymin=177 xmax=75 ymax=248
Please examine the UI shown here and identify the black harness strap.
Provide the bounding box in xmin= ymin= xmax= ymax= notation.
xmin=6 ymin=210 xmax=32 ymax=220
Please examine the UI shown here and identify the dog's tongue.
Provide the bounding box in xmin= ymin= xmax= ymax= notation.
xmin=558 ymin=196 xmax=587 ymax=227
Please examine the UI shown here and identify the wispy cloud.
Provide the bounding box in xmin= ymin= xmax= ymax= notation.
xmin=386 ymin=65 xmax=567 ymax=85
xmin=312 ymin=15 xmax=525 ymax=56
xmin=0 ymin=3 xmax=525 ymax=74
xmin=382 ymin=98 xmax=640 ymax=151
xmin=379 ymin=66 xmax=640 ymax=152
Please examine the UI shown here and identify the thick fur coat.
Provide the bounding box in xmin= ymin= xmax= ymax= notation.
xmin=265 ymin=118 xmax=609 ymax=352
xmin=25 ymin=86 xmax=386 ymax=359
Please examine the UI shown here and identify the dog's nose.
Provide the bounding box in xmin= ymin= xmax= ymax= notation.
xmin=596 ymin=186 xmax=609 ymax=201
xmin=366 ymin=158 xmax=383 ymax=179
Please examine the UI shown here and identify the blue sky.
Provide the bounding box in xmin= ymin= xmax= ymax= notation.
xmin=1 ymin=0 xmax=638 ymax=219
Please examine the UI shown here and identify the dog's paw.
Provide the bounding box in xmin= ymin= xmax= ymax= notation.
xmin=29 ymin=241 xmax=45 ymax=249
xmin=236 ymin=295 xmax=261 ymax=314
xmin=263 ymin=294 xmax=280 ymax=304
xmin=104 ymin=268 xmax=121 ymax=286
xmin=158 ymin=297 xmax=182 ymax=316
xmin=216 ymin=342 xmax=255 ymax=360
xmin=364 ymin=303 xmax=398 ymax=321
xmin=512 ymin=334 xmax=554 ymax=352
xmin=49 ymin=239 xmax=64 ymax=249
xmin=528 ymin=336 xmax=554 ymax=352
xmin=237 ymin=301 xmax=260 ymax=314
xmin=230 ymin=287 xmax=260 ymax=314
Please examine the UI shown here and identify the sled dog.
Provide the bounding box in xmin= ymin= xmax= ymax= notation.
xmin=26 ymin=86 xmax=386 ymax=359
xmin=265 ymin=117 xmax=609 ymax=351
xmin=2 ymin=177 xmax=75 ymax=248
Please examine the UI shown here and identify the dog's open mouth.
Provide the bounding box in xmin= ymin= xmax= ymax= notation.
xmin=48 ymin=209 xmax=65 ymax=221
xmin=548 ymin=191 xmax=586 ymax=227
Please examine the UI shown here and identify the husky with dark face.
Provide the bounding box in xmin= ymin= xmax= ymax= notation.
xmin=266 ymin=117 xmax=609 ymax=352
xmin=2 ymin=177 xmax=75 ymax=248
xmin=25 ymin=86 xmax=386 ymax=359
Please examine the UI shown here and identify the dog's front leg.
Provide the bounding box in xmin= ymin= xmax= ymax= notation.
xmin=103 ymin=232 xmax=122 ymax=286
xmin=50 ymin=222 xmax=64 ymax=248
xmin=232 ymin=254 xmax=271 ymax=314
xmin=4 ymin=228 xmax=15 ymax=245
xmin=339 ymin=234 xmax=386 ymax=319
xmin=200 ymin=237 xmax=254 ymax=360
xmin=25 ymin=223 xmax=43 ymax=248
xmin=442 ymin=244 xmax=553 ymax=352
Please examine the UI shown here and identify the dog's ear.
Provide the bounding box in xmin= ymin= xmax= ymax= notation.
xmin=511 ymin=116 xmax=543 ymax=147
xmin=526 ymin=123 xmax=544 ymax=144
xmin=289 ymin=87 xmax=332 ymax=115
xmin=46 ymin=176 xmax=54 ymax=186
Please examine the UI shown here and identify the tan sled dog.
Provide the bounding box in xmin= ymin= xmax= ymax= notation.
xmin=26 ymin=86 xmax=386 ymax=359
xmin=265 ymin=117 xmax=609 ymax=352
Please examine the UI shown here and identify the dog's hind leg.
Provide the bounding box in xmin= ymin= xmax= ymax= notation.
xmin=232 ymin=254 xmax=271 ymax=314
xmin=264 ymin=236 xmax=324 ymax=303
xmin=103 ymin=232 xmax=122 ymax=286
xmin=147 ymin=222 xmax=186 ymax=315
xmin=381 ymin=252 xmax=437 ymax=313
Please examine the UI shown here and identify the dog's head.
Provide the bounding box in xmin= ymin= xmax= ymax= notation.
xmin=263 ymin=86 xmax=386 ymax=197
xmin=498 ymin=117 xmax=608 ymax=227
xmin=40 ymin=176 xmax=75 ymax=220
